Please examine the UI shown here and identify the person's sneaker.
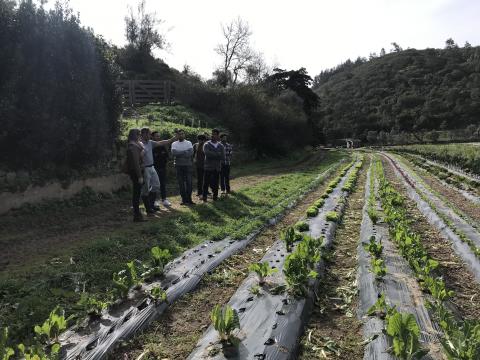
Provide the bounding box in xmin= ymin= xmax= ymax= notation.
xmin=162 ymin=199 xmax=172 ymax=206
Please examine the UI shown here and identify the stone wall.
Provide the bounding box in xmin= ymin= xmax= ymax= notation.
xmin=0 ymin=173 xmax=130 ymax=215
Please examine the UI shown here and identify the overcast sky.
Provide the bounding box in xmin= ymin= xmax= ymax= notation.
xmin=50 ymin=0 xmax=480 ymax=79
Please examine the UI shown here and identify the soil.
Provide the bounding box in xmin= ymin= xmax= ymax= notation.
xmin=109 ymin=163 xmax=341 ymax=360
xmin=382 ymin=157 xmax=480 ymax=320
xmin=298 ymin=158 xmax=367 ymax=360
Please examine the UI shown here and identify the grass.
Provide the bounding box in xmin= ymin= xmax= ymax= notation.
xmin=0 ymin=151 xmax=346 ymax=344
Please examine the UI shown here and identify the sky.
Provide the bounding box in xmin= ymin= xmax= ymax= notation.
xmin=46 ymin=0 xmax=480 ymax=79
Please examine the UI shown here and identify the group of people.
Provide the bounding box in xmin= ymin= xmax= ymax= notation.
xmin=126 ymin=127 xmax=233 ymax=222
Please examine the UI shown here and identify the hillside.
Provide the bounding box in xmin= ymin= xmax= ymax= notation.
xmin=313 ymin=45 xmax=480 ymax=142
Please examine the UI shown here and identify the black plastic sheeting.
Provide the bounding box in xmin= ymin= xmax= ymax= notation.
xmin=187 ymin=160 xmax=359 ymax=360
xmin=58 ymin=163 xmax=340 ymax=360
xmin=357 ymin=163 xmax=442 ymax=360
xmin=383 ymin=153 xmax=480 ymax=282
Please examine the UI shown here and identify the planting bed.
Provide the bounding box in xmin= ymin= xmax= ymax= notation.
xmin=187 ymin=159 xmax=363 ymax=359
xmin=383 ymin=153 xmax=480 ymax=281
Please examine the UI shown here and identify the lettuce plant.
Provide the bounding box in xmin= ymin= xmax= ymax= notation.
xmin=326 ymin=211 xmax=339 ymax=222
xmin=281 ymin=226 xmax=297 ymax=252
xmin=150 ymin=286 xmax=167 ymax=303
xmin=248 ymin=262 xmax=277 ymax=284
xmin=294 ymin=221 xmax=309 ymax=232
xmin=1 ymin=328 xmax=14 ymax=360
xmin=211 ymin=305 xmax=240 ymax=345
xmin=306 ymin=206 xmax=319 ymax=217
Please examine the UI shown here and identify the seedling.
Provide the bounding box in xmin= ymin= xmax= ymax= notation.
xmin=371 ymin=258 xmax=387 ymax=278
xmin=150 ymin=286 xmax=168 ymax=303
xmin=363 ymin=236 xmax=383 ymax=258
xmin=313 ymin=199 xmax=325 ymax=208
xmin=306 ymin=206 xmax=319 ymax=217
xmin=34 ymin=306 xmax=69 ymax=343
xmin=249 ymin=285 xmax=262 ymax=296
xmin=284 ymin=252 xmax=318 ymax=297
xmin=142 ymin=247 xmax=172 ymax=279
xmin=281 ymin=226 xmax=297 ymax=252
xmin=210 ymin=305 xmax=240 ymax=345
xmin=248 ymin=262 xmax=277 ymax=284
xmin=112 ymin=271 xmax=130 ymax=298
xmin=295 ymin=221 xmax=309 ymax=232
xmin=385 ymin=309 xmax=428 ymax=359
xmin=1 ymin=328 xmax=14 ymax=360
xmin=326 ymin=211 xmax=339 ymax=222
xmin=367 ymin=293 xmax=388 ymax=318
xmin=368 ymin=208 xmax=379 ymax=224
xmin=77 ymin=293 xmax=109 ymax=318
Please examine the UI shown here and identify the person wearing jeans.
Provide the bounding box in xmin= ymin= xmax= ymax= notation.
xmin=220 ymin=133 xmax=233 ymax=194
xmin=193 ymin=134 xmax=207 ymax=197
xmin=171 ymin=129 xmax=195 ymax=205
xmin=152 ymin=131 xmax=171 ymax=206
xmin=140 ymin=128 xmax=175 ymax=214
xmin=126 ymin=128 xmax=145 ymax=222
xmin=202 ymin=129 xmax=225 ymax=202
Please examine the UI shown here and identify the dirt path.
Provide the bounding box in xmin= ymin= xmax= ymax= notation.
xmin=382 ymin=157 xmax=480 ymax=320
xmin=298 ymin=157 xmax=367 ymax=360
xmin=110 ymin=161 xmax=341 ymax=359
xmin=0 ymin=152 xmax=324 ymax=274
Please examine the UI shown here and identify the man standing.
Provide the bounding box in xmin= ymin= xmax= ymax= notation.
xmin=152 ymin=131 xmax=171 ymax=207
xmin=140 ymin=127 xmax=175 ymax=214
xmin=171 ymin=129 xmax=195 ymax=205
xmin=203 ymin=129 xmax=225 ymax=202
xmin=193 ymin=134 xmax=207 ymax=197
xmin=220 ymin=133 xmax=233 ymax=194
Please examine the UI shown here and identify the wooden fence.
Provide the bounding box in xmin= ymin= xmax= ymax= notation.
xmin=117 ymin=80 xmax=175 ymax=106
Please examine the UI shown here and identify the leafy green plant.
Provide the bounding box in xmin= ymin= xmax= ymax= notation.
xmin=363 ymin=236 xmax=383 ymax=258
xmin=281 ymin=226 xmax=297 ymax=252
xmin=284 ymin=252 xmax=318 ymax=296
xmin=210 ymin=305 xmax=240 ymax=344
xmin=248 ymin=262 xmax=278 ymax=284
xmin=371 ymin=258 xmax=387 ymax=278
xmin=306 ymin=206 xmax=319 ymax=217
xmin=295 ymin=220 xmax=309 ymax=232
xmin=142 ymin=247 xmax=172 ymax=279
xmin=249 ymin=285 xmax=262 ymax=296
xmin=34 ymin=306 xmax=69 ymax=344
xmin=368 ymin=208 xmax=379 ymax=224
xmin=385 ymin=309 xmax=429 ymax=359
xmin=112 ymin=271 xmax=130 ymax=298
xmin=313 ymin=199 xmax=325 ymax=208
xmin=326 ymin=211 xmax=339 ymax=222
xmin=150 ymin=286 xmax=168 ymax=303
xmin=367 ymin=293 xmax=388 ymax=317
xmin=17 ymin=343 xmax=52 ymax=360
xmin=1 ymin=328 xmax=14 ymax=360
xmin=77 ymin=293 xmax=109 ymax=317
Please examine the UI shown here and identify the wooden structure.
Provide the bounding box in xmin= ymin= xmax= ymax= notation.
xmin=117 ymin=80 xmax=175 ymax=106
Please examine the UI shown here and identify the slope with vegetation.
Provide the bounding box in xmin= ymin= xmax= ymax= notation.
xmin=312 ymin=41 xmax=480 ymax=144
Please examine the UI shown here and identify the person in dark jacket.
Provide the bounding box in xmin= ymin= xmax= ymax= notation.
xmin=126 ymin=128 xmax=146 ymax=222
xmin=202 ymin=129 xmax=225 ymax=202
xmin=152 ymin=131 xmax=171 ymax=206
xmin=193 ymin=134 xmax=207 ymax=197
xmin=220 ymin=133 xmax=233 ymax=194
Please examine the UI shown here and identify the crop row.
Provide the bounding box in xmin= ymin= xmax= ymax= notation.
xmin=390 ymin=143 xmax=480 ymax=176
xmin=189 ymin=158 xmax=363 ymax=358
xmin=376 ymin=158 xmax=480 ymax=360
xmin=389 ymin=154 xmax=480 ymax=260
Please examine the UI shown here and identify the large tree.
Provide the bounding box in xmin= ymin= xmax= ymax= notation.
xmin=215 ymin=17 xmax=254 ymax=87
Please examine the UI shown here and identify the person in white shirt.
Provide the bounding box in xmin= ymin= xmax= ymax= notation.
xmin=171 ymin=129 xmax=195 ymax=205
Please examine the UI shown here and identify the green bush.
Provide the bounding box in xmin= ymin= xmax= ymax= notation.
xmin=313 ymin=199 xmax=325 ymax=208
xmin=294 ymin=221 xmax=309 ymax=232
xmin=326 ymin=211 xmax=339 ymax=222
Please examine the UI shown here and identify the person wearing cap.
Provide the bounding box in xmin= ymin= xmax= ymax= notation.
xmin=152 ymin=131 xmax=171 ymax=207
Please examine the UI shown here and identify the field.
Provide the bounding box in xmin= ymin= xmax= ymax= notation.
xmin=1 ymin=145 xmax=480 ymax=360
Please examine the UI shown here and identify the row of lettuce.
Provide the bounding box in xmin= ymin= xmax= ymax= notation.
xmin=367 ymin=157 xmax=480 ymax=360
xmin=207 ymin=156 xmax=364 ymax=351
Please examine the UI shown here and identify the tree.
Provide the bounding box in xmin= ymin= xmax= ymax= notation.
xmin=124 ymin=0 xmax=166 ymax=55
xmin=265 ymin=68 xmax=319 ymax=115
xmin=445 ymin=38 xmax=458 ymax=49
xmin=391 ymin=42 xmax=402 ymax=52
xmin=215 ymin=17 xmax=253 ymax=87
